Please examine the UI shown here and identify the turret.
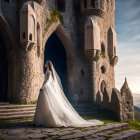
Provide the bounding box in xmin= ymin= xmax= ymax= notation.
xmin=84 ymin=16 xmax=101 ymax=62
xmin=20 ymin=3 xmax=37 ymax=51
xmin=81 ymin=0 xmax=106 ymax=17
xmin=108 ymin=27 xmax=118 ymax=66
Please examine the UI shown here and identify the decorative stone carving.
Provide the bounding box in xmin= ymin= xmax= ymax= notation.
xmin=21 ymin=42 xmax=36 ymax=52
xmin=20 ymin=2 xmax=38 ymax=50
xmin=110 ymin=55 xmax=118 ymax=66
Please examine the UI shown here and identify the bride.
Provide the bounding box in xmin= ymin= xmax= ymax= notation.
xmin=33 ymin=61 xmax=103 ymax=127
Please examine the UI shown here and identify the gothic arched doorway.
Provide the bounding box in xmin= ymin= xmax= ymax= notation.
xmin=0 ymin=32 xmax=8 ymax=102
xmin=44 ymin=33 xmax=68 ymax=97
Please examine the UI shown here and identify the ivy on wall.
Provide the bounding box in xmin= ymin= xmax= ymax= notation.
xmin=45 ymin=11 xmax=63 ymax=31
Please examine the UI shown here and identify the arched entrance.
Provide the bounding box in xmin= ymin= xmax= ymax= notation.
xmin=44 ymin=32 xmax=68 ymax=97
xmin=0 ymin=32 xmax=8 ymax=102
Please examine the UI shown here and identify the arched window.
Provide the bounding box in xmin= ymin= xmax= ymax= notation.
xmin=101 ymin=66 xmax=106 ymax=74
xmin=100 ymin=80 xmax=106 ymax=93
xmin=83 ymin=0 xmax=87 ymax=8
xmin=23 ymin=32 xmax=26 ymax=39
xmin=101 ymin=43 xmax=105 ymax=53
xmin=57 ymin=0 xmax=66 ymax=12
xmin=101 ymin=43 xmax=106 ymax=57
xmin=37 ymin=23 xmax=41 ymax=46
xmin=29 ymin=33 xmax=32 ymax=41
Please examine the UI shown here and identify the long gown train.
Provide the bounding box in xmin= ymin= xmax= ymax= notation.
xmin=33 ymin=66 xmax=103 ymax=127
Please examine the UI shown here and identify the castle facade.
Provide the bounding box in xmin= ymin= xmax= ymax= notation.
xmin=0 ymin=0 xmax=118 ymax=103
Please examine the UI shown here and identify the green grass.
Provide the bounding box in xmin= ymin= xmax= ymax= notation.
xmin=82 ymin=109 xmax=119 ymax=124
xmin=0 ymin=117 xmax=33 ymax=123
xmin=0 ymin=107 xmax=139 ymax=132
xmin=82 ymin=115 xmax=118 ymax=124
xmin=127 ymin=119 xmax=140 ymax=131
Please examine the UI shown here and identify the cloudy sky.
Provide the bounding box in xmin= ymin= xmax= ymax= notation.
xmin=115 ymin=0 xmax=140 ymax=94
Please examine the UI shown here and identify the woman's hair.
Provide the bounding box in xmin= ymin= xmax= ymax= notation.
xmin=45 ymin=60 xmax=55 ymax=80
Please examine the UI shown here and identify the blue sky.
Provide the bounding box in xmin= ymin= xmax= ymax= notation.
xmin=115 ymin=0 xmax=140 ymax=94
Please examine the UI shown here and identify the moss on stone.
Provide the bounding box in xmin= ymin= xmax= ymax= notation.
xmin=45 ymin=11 xmax=63 ymax=31
xmin=101 ymin=52 xmax=106 ymax=57
xmin=127 ymin=119 xmax=140 ymax=131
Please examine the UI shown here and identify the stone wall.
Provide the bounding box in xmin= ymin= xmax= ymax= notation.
xmin=0 ymin=0 xmax=119 ymax=104
xmin=98 ymin=79 xmax=134 ymax=122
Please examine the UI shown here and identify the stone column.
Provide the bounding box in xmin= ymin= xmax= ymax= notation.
xmin=16 ymin=47 xmax=44 ymax=103
xmin=85 ymin=49 xmax=100 ymax=102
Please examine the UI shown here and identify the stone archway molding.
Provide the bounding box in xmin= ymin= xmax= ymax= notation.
xmin=43 ymin=22 xmax=76 ymax=60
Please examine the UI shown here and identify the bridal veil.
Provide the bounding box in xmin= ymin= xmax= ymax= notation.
xmin=33 ymin=64 xmax=103 ymax=127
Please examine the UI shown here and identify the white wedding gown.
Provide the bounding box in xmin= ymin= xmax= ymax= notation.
xmin=33 ymin=66 xmax=103 ymax=127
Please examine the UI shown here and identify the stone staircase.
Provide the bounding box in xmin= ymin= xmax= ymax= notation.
xmin=0 ymin=104 xmax=36 ymax=120
xmin=0 ymin=103 xmax=140 ymax=140
xmin=72 ymin=103 xmax=99 ymax=116
xmin=0 ymin=103 xmax=98 ymax=120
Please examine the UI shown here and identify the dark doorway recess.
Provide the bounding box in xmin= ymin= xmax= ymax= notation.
xmin=0 ymin=32 xmax=8 ymax=102
xmin=44 ymin=33 xmax=68 ymax=97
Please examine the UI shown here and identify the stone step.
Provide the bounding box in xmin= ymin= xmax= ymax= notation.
xmin=0 ymin=107 xmax=36 ymax=113
xmin=78 ymin=112 xmax=97 ymax=115
xmin=0 ymin=105 xmax=36 ymax=109
xmin=0 ymin=104 xmax=99 ymax=120
xmin=0 ymin=102 xmax=9 ymax=105
xmin=72 ymin=104 xmax=97 ymax=107
xmin=0 ymin=110 xmax=35 ymax=116
xmin=0 ymin=114 xmax=34 ymax=120
xmin=75 ymin=108 xmax=98 ymax=112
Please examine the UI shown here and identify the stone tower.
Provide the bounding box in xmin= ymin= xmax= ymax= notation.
xmin=0 ymin=0 xmax=118 ymax=104
xmin=81 ymin=0 xmax=118 ymax=102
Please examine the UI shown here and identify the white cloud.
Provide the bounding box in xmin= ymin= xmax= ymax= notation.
xmin=115 ymin=0 xmax=140 ymax=94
